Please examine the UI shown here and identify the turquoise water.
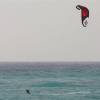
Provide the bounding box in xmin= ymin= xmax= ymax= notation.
xmin=0 ymin=62 xmax=100 ymax=100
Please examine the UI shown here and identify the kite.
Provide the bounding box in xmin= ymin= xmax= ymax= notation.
xmin=76 ymin=5 xmax=89 ymax=27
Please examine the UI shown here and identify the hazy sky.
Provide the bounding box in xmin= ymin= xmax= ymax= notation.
xmin=0 ymin=0 xmax=99 ymax=61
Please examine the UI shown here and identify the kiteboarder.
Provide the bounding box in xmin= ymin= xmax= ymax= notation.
xmin=26 ymin=89 xmax=31 ymax=94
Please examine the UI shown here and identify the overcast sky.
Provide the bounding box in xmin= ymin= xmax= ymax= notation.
xmin=0 ymin=0 xmax=99 ymax=61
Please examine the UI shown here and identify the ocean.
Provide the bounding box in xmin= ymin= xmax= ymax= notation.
xmin=0 ymin=62 xmax=100 ymax=100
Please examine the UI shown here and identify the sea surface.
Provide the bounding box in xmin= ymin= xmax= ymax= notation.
xmin=0 ymin=62 xmax=100 ymax=100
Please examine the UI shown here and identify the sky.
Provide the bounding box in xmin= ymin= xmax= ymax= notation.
xmin=0 ymin=0 xmax=99 ymax=62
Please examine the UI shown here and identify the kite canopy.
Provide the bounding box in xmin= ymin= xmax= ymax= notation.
xmin=76 ymin=5 xmax=89 ymax=27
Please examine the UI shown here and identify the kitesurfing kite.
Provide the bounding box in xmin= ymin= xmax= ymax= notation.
xmin=76 ymin=5 xmax=89 ymax=27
